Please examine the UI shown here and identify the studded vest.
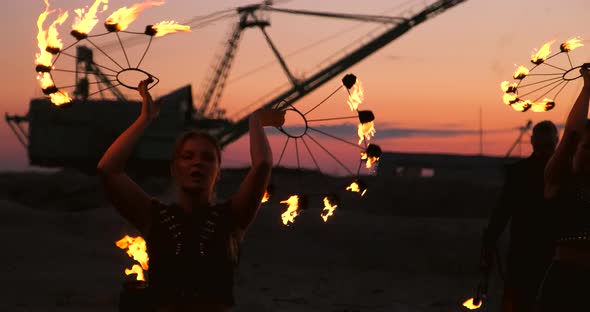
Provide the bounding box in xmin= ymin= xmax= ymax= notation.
xmin=554 ymin=179 xmax=590 ymax=247
xmin=145 ymin=198 xmax=240 ymax=306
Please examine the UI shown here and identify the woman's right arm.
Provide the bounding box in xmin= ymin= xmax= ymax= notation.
xmin=545 ymin=64 xmax=590 ymax=199
xmin=97 ymin=79 xmax=159 ymax=234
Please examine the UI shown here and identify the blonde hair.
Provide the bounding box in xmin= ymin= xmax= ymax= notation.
xmin=171 ymin=130 xmax=222 ymax=165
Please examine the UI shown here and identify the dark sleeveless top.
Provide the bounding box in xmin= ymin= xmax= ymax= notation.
xmin=553 ymin=178 xmax=590 ymax=247
xmin=145 ymin=199 xmax=240 ymax=306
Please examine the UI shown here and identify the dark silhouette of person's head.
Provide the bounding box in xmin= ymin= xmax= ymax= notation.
xmin=531 ymin=120 xmax=558 ymax=161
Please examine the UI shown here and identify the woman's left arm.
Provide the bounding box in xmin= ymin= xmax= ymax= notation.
xmin=230 ymin=109 xmax=285 ymax=236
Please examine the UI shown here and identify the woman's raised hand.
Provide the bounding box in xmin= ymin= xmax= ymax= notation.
xmin=138 ymin=77 xmax=160 ymax=122
xmin=252 ymin=108 xmax=286 ymax=128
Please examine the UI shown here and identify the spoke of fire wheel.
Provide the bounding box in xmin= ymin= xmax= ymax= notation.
xmin=58 ymin=51 xmax=119 ymax=73
xmin=116 ymin=32 xmax=132 ymax=68
xmin=295 ymin=138 xmax=302 ymax=188
xmin=60 ymin=40 xmax=80 ymax=54
xmin=308 ymin=127 xmax=363 ymax=150
xmin=136 ymin=36 xmax=154 ymax=69
xmin=304 ymin=85 xmax=343 ymax=116
xmin=85 ymin=38 xmax=125 ymax=70
xmin=533 ymin=80 xmax=566 ymax=103
xmin=527 ymin=73 xmax=565 ymax=76
xmin=307 ymin=116 xmax=357 ymax=122
xmin=59 ymin=79 xmax=119 ymax=89
xmin=87 ymin=83 xmax=122 ymax=98
xmin=552 ymin=81 xmax=570 ymax=101
xmin=301 ymin=137 xmax=321 ymax=173
xmin=306 ymin=134 xmax=354 ymax=176
xmin=566 ymin=53 xmax=574 ymax=69
xmin=518 ymin=79 xmax=564 ymax=99
xmin=518 ymin=76 xmax=563 ymax=89
xmin=542 ymin=62 xmax=567 ymax=72
xmin=51 ymin=68 xmax=116 ymax=76
xmin=276 ymin=137 xmax=290 ymax=167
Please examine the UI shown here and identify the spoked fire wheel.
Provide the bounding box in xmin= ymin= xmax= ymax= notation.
xmin=501 ymin=38 xmax=585 ymax=112
xmin=34 ymin=1 xmax=190 ymax=106
xmin=263 ymin=74 xmax=382 ymax=226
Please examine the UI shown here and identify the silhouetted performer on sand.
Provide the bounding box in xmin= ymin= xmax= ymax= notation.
xmin=537 ymin=63 xmax=590 ymax=312
xmin=483 ymin=120 xmax=558 ymax=312
xmin=98 ymin=78 xmax=285 ymax=312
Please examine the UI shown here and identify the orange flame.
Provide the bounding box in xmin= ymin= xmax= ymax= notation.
xmin=151 ymin=20 xmax=191 ymax=37
xmin=106 ymin=1 xmax=165 ymax=31
xmin=346 ymin=182 xmax=366 ymax=196
xmin=72 ymin=0 xmax=109 ymax=35
xmin=511 ymin=100 xmax=532 ymax=112
xmin=36 ymin=0 xmax=69 ymax=67
xmin=530 ymin=98 xmax=555 ymax=112
xmin=560 ymin=37 xmax=584 ymax=52
xmin=347 ymin=79 xmax=364 ymax=111
xmin=531 ymin=39 xmax=555 ymax=64
xmin=502 ymin=93 xmax=518 ymax=105
xmin=125 ymin=264 xmax=145 ymax=281
xmin=462 ymin=298 xmax=482 ymax=310
xmin=280 ymin=195 xmax=300 ymax=226
xmin=361 ymin=152 xmax=379 ymax=169
xmin=513 ymin=65 xmax=529 ymax=79
xmin=358 ymin=121 xmax=376 ymax=145
xmin=500 ymin=81 xmax=517 ymax=93
xmin=116 ymin=235 xmax=149 ymax=281
xmin=49 ymin=91 xmax=73 ymax=106
xmin=321 ymin=197 xmax=337 ymax=222
xmin=261 ymin=191 xmax=271 ymax=203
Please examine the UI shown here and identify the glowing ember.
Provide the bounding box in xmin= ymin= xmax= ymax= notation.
xmin=358 ymin=121 xmax=376 ymax=145
xmin=531 ymin=39 xmax=555 ymax=65
xmin=502 ymin=93 xmax=518 ymax=105
xmin=105 ymin=1 xmax=165 ymax=32
xmin=511 ymin=100 xmax=532 ymax=112
xmin=560 ymin=37 xmax=584 ymax=52
xmin=513 ymin=65 xmax=529 ymax=79
xmin=116 ymin=235 xmax=149 ymax=281
xmin=72 ymin=0 xmax=109 ymax=36
xmin=261 ymin=191 xmax=271 ymax=203
xmin=462 ymin=298 xmax=482 ymax=310
xmin=38 ymin=72 xmax=72 ymax=106
xmin=530 ymin=98 xmax=555 ymax=112
xmin=280 ymin=195 xmax=300 ymax=226
xmin=149 ymin=20 xmax=191 ymax=37
xmin=321 ymin=196 xmax=338 ymax=222
xmin=347 ymin=78 xmax=364 ymax=111
xmin=346 ymin=181 xmax=367 ymax=196
xmin=500 ymin=81 xmax=517 ymax=94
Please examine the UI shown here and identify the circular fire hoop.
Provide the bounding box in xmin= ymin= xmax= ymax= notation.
xmin=265 ymin=74 xmax=383 ymax=226
xmin=500 ymin=38 xmax=585 ymax=112
xmin=34 ymin=3 xmax=191 ymax=107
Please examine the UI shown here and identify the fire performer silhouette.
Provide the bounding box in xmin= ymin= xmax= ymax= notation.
xmin=483 ymin=120 xmax=558 ymax=312
xmin=537 ymin=63 xmax=590 ymax=312
xmin=98 ymin=78 xmax=285 ymax=311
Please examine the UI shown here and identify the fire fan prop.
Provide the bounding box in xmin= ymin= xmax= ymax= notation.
xmin=34 ymin=0 xmax=190 ymax=106
xmin=500 ymin=37 xmax=584 ymax=112
xmin=263 ymin=74 xmax=382 ymax=226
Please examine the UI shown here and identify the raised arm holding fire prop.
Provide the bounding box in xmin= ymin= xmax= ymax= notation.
xmin=35 ymin=0 xmax=190 ymax=107
xmin=259 ymin=74 xmax=382 ymax=226
xmin=500 ymin=37 xmax=584 ymax=112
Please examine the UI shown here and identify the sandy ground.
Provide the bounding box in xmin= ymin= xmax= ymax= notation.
xmin=0 ymin=169 xmax=508 ymax=311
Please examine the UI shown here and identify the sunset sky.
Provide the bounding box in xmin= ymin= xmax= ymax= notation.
xmin=1 ymin=0 xmax=589 ymax=174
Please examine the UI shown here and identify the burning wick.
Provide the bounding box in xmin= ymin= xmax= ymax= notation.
xmin=462 ymin=298 xmax=482 ymax=310
xmin=280 ymin=195 xmax=300 ymax=226
xmin=321 ymin=195 xmax=339 ymax=222
xmin=116 ymin=235 xmax=149 ymax=281
xmin=346 ymin=179 xmax=367 ymax=196
xmin=261 ymin=184 xmax=274 ymax=203
xmin=531 ymin=39 xmax=555 ymax=65
xmin=560 ymin=37 xmax=584 ymax=52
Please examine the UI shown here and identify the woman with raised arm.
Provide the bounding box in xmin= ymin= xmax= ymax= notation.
xmin=537 ymin=64 xmax=590 ymax=312
xmin=97 ymin=78 xmax=285 ymax=312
